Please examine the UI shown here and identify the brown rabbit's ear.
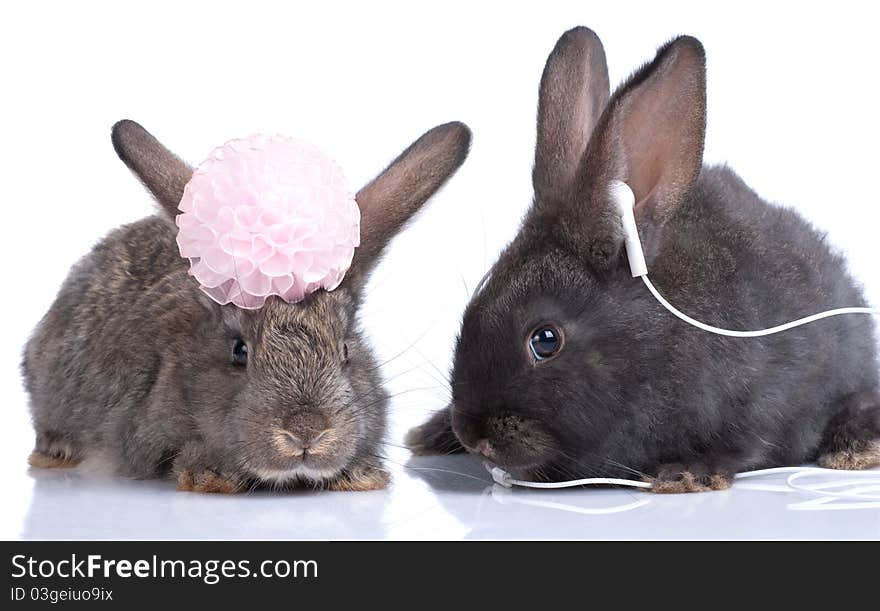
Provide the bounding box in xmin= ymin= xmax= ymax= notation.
xmin=533 ymin=26 xmax=610 ymax=209
xmin=111 ymin=119 xmax=193 ymax=219
xmin=346 ymin=121 xmax=471 ymax=286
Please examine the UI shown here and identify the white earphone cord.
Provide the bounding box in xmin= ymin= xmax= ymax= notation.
xmin=488 ymin=464 xmax=880 ymax=501
xmin=642 ymin=275 xmax=878 ymax=338
xmin=608 ymin=180 xmax=879 ymax=337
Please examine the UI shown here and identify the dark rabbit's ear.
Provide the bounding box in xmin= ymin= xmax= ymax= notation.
xmin=346 ymin=121 xmax=471 ymax=286
xmin=570 ymin=36 xmax=706 ymax=268
xmin=533 ymin=27 xmax=610 ymax=208
xmin=596 ymin=35 xmax=706 ymax=220
xmin=111 ymin=120 xmax=193 ymax=219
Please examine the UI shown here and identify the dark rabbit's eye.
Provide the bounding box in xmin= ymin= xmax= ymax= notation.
xmin=529 ymin=325 xmax=563 ymax=361
xmin=232 ymin=339 xmax=248 ymax=366
xmin=342 ymin=342 xmax=350 ymax=364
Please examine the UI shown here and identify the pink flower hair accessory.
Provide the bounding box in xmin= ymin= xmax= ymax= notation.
xmin=176 ymin=134 xmax=360 ymax=309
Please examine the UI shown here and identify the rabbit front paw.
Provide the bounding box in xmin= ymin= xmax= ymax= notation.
xmin=326 ymin=466 xmax=390 ymax=492
xmin=28 ymin=432 xmax=81 ymax=469
xmin=172 ymin=441 xmax=244 ymax=493
xmin=405 ymin=407 xmax=465 ymax=456
xmin=649 ymin=462 xmax=733 ymax=494
xmin=176 ymin=468 xmax=245 ymax=494
xmin=28 ymin=450 xmax=80 ymax=469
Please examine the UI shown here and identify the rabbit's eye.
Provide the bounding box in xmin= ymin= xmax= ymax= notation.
xmin=342 ymin=342 xmax=350 ymax=364
xmin=232 ymin=339 xmax=248 ymax=366
xmin=529 ymin=325 xmax=562 ymax=361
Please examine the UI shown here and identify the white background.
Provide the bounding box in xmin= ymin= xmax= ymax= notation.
xmin=1 ymin=1 xmax=878 ymax=538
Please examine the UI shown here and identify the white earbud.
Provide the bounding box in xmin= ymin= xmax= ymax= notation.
xmin=608 ymin=180 xmax=647 ymax=277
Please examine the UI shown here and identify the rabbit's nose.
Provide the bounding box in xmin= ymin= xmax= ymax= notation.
xmin=277 ymin=429 xmax=331 ymax=457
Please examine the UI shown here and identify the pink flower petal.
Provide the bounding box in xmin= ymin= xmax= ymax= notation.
xmin=190 ymin=259 xmax=229 ymax=288
xmin=229 ymin=258 xmax=255 ymax=278
xmin=192 ymin=194 xmax=220 ymax=223
xmin=201 ymin=246 xmax=234 ymax=275
xmin=176 ymin=213 xmax=200 ymax=231
xmin=200 ymin=284 xmax=231 ymax=306
xmin=214 ymin=206 xmax=236 ymax=233
xmin=233 ymin=206 xmax=260 ymax=229
xmin=219 ymin=234 xmax=253 ymax=258
xmin=177 ymin=224 xmax=216 ymax=258
xmin=271 ymin=274 xmax=295 ymax=294
xmin=258 ymin=207 xmax=283 ymax=228
xmin=238 ymin=269 xmax=273 ymax=296
xmin=251 ymin=235 xmax=274 ymax=263
xmin=260 ymin=251 xmax=293 ymax=277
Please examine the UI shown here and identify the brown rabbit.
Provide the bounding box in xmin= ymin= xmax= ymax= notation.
xmin=23 ymin=119 xmax=470 ymax=493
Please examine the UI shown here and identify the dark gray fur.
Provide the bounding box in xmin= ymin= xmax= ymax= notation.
xmin=407 ymin=28 xmax=880 ymax=490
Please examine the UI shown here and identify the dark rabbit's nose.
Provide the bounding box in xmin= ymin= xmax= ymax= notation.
xmin=459 ymin=414 xmax=522 ymax=458
xmin=488 ymin=413 xmax=523 ymax=442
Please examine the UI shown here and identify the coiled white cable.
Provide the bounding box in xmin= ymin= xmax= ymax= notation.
xmin=736 ymin=467 xmax=880 ymax=500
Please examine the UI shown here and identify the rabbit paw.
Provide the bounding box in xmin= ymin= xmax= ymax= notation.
xmin=649 ymin=462 xmax=733 ymax=494
xmin=326 ymin=467 xmax=390 ymax=492
xmin=28 ymin=450 xmax=80 ymax=469
xmin=818 ymin=440 xmax=880 ymax=470
xmin=29 ymin=433 xmax=81 ymax=469
xmin=177 ymin=468 xmax=244 ymax=494
xmin=405 ymin=408 xmax=465 ymax=456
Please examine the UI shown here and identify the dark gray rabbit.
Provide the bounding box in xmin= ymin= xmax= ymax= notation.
xmin=407 ymin=27 xmax=879 ymax=492
xmin=24 ymin=119 xmax=470 ymax=493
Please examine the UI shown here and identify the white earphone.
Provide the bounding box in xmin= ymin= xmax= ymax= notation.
xmin=609 ymin=180 xmax=878 ymax=336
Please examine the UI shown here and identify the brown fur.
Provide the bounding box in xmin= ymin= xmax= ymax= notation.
xmin=28 ymin=451 xmax=80 ymax=469
xmin=177 ymin=469 xmax=244 ymax=494
xmin=111 ymin=120 xmax=192 ymax=218
xmin=650 ymin=464 xmax=733 ymax=494
xmin=348 ymin=123 xmax=471 ymax=289
xmin=326 ymin=467 xmax=390 ymax=492
xmin=818 ymin=441 xmax=880 ymax=470
xmin=23 ymin=120 xmax=471 ymax=493
xmin=28 ymin=432 xmax=82 ymax=468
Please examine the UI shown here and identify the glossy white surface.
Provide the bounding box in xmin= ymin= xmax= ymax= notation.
xmin=2 ymin=343 xmax=879 ymax=539
xmin=6 ymin=443 xmax=880 ymax=540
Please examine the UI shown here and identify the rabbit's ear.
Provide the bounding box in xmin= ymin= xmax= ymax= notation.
xmin=346 ymin=121 xmax=471 ymax=286
xmin=564 ymin=36 xmax=706 ymax=269
xmin=533 ymin=27 xmax=610 ymax=208
xmin=111 ymin=120 xmax=193 ymax=218
xmin=589 ymin=37 xmax=706 ymax=218
xmin=597 ymin=35 xmax=706 ymax=220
